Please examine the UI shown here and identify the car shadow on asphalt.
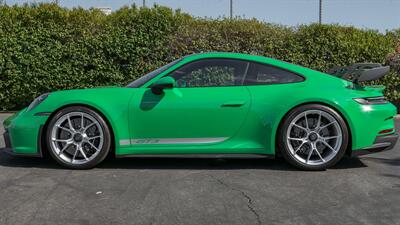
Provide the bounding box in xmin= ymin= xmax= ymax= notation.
xmin=0 ymin=151 xmax=367 ymax=171
xmin=360 ymin=156 xmax=400 ymax=167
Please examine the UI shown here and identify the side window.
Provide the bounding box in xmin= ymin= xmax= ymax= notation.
xmin=244 ymin=63 xmax=304 ymax=85
xmin=168 ymin=59 xmax=249 ymax=88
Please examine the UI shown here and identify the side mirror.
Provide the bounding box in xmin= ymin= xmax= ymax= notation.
xmin=151 ymin=77 xmax=175 ymax=95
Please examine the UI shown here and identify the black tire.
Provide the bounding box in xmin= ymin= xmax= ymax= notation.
xmin=278 ymin=104 xmax=349 ymax=170
xmin=46 ymin=106 xmax=111 ymax=169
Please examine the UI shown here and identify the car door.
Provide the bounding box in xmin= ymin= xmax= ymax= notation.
xmin=129 ymin=58 xmax=251 ymax=149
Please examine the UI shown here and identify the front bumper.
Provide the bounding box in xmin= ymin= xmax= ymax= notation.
xmin=2 ymin=110 xmax=47 ymax=157
xmin=353 ymin=133 xmax=398 ymax=156
xmin=2 ymin=129 xmax=13 ymax=155
xmin=3 ymin=129 xmax=11 ymax=149
xmin=2 ymin=128 xmax=43 ymax=157
xmin=2 ymin=129 xmax=15 ymax=155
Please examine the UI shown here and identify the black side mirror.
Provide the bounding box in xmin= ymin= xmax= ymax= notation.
xmin=151 ymin=77 xmax=176 ymax=95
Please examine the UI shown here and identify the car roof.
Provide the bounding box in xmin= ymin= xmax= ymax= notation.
xmin=178 ymin=52 xmax=347 ymax=85
xmin=181 ymin=52 xmax=305 ymax=72
xmin=183 ymin=52 xmax=273 ymax=62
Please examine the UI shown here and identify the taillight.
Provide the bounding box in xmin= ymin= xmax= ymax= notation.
xmin=379 ymin=129 xmax=394 ymax=135
xmin=353 ymin=96 xmax=388 ymax=105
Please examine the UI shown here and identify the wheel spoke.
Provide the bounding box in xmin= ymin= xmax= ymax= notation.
xmin=72 ymin=145 xmax=79 ymax=162
xmin=307 ymin=148 xmax=313 ymax=163
xmin=314 ymin=147 xmax=325 ymax=162
xmin=86 ymin=141 xmax=100 ymax=152
xmin=293 ymin=123 xmax=308 ymax=132
xmin=83 ymin=122 xmax=96 ymax=133
xmin=88 ymin=136 xmax=101 ymax=140
xmin=316 ymin=111 xmax=322 ymax=129
xmin=59 ymin=143 xmax=71 ymax=155
xmin=320 ymin=140 xmax=337 ymax=152
xmin=67 ymin=115 xmax=76 ymax=132
xmin=294 ymin=141 xmax=306 ymax=154
xmin=81 ymin=113 xmax=84 ymax=129
xmin=288 ymin=137 xmax=304 ymax=142
xmin=52 ymin=138 xmax=71 ymax=143
xmin=78 ymin=146 xmax=88 ymax=161
xmin=304 ymin=112 xmax=309 ymax=129
xmin=319 ymin=121 xmax=337 ymax=130
xmin=57 ymin=125 xmax=73 ymax=134
xmin=321 ymin=135 xmax=341 ymax=141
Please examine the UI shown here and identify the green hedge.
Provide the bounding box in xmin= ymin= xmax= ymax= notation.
xmin=0 ymin=3 xmax=399 ymax=110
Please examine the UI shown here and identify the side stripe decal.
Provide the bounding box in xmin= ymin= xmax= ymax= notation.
xmin=119 ymin=137 xmax=227 ymax=146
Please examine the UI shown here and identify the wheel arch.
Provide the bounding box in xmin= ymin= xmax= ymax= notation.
xmin=273 ymin=101 xmax=353 ymax=156
xmin=40 ymin=103 xmax=116 ymax=157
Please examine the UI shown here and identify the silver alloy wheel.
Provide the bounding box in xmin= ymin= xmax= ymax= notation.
xmin=286 ymin=110 xmax=343 ymax=166
xmin=50 ymin=112 xmax=104 ymax=165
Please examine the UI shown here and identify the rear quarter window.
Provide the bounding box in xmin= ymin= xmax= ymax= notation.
xmin=244 ymin=62 xmax=304 ymax=85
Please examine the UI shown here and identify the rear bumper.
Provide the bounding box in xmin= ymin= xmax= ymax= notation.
xmin=353 ymin=133 xmax=398 ymax=156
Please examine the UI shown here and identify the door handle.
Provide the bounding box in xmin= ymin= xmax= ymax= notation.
xmin=221 ymin=101 xmax=246 ymax=107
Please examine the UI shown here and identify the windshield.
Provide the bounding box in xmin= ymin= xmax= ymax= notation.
xmin=127 ymin=59 xmax=182 ymax=88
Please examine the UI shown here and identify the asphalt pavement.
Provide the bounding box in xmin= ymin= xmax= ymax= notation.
xmin=0 ymin=113 xmax=399 ymax=225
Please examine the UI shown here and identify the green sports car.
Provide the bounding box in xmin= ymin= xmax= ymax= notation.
xmin=2 ymin=52 xmax=398 ymax=170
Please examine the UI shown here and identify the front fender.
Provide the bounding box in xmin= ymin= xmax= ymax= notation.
xmin=31 ymin=87 xmax=138 ymax=154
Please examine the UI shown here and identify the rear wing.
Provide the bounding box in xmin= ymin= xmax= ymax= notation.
xmin=327 ymin=63 xmax=390 ymax=84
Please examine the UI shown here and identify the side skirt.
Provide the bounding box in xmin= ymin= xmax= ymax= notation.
xmin=2 ymin=148 xmax=43 ymax=158
xmin=116 ymin=153 xmax=275 ymax=159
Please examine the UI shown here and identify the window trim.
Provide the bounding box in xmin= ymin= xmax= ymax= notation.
xmin=127 ymin=58 xmax=183 ymax=88
xmin=243 ymin=61 xmax=306 ymax=86
xmin=162 ymin=58 xmax=251 ymax=88
xmin=151 ymin=57 xmax=306 ymax=89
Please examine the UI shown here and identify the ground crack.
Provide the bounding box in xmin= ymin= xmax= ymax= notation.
xmin=210 ymin=175 xmax=262 ymax=225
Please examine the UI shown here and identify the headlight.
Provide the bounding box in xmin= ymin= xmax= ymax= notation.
xmin=27 ymin=93 xmax=50 ymax=111
xmin=353 ymin=96 xmax=388 ymax=105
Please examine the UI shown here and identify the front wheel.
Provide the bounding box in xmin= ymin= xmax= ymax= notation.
xmin=46 ymin=106 xmax=111 ymax=169
xmin=278 ymin=104 xmax=349 ymax=170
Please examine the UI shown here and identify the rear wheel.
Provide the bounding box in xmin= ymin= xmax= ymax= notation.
xmin=278 ymin=104 xmax=349 ymax=170
xmin=46 ymin=106 xmax=111 ymax=169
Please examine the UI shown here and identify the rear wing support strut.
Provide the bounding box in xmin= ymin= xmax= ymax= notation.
xmin=327 ymin=63 xmax=390 ymax=84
